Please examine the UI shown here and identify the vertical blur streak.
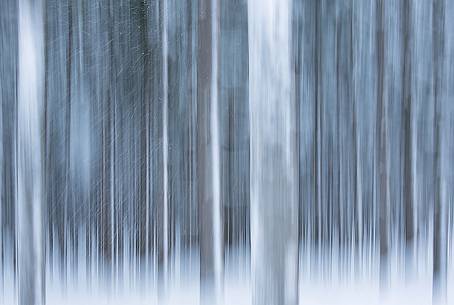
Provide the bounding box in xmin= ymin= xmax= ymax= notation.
xmin=432 ymin=0 xmax=449 ymax=303
xmin=17 ymin=0 xmax=44 ymax=304
xmin=162 ymin=0 xmax=169 ymax=293
xmin=376 ymin=0 xmax=389 ymax=289
xmin=210 ymin=0 xmax=222 ymax=300
xmin=248 ymin=0 xmax=299 ymax=305
xmin=197 ymin=0 xmax=223 ymax=303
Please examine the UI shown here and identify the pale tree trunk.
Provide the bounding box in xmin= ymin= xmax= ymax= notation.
xmin=17 ymin=0 xmax=45 ymax=304
xmin=150 ymin=0 xmax=171 ymax=301
xmin=197 ymin=0 xmax=223 ymax=303
xmin=248 ymin=1 xmax=299 ymax=305
xmin=149 ymin=0 xmax=168 ymax=298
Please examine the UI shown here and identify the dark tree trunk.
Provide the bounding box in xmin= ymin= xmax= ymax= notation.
xmin=376 ymin=0 xmax=389 ymax=290
xmin=432 ymin=0 xmax=447 ymax=302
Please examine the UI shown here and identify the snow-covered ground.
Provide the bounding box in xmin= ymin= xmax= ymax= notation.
xmin=1 ymin=250 xmax=453 ymax=305
xmin=2 ymin=273 xmax=450 ymax=305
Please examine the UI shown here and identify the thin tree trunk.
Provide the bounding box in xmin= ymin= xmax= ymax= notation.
xmin=376 ymin=0 xmax=389 ymax=290
xmin=155 ymin=0 xmax=170 ymax=297
xmin=432 ymin=0 xmax=447 ymax=302
xmin=197 ymin=0 xmax=223 ymax=303
xmin=402 ymin=0 xmax=414 ymax=274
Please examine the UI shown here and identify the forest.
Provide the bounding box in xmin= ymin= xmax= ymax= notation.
xmin=0 ymin=0 xmax=453 ymax=304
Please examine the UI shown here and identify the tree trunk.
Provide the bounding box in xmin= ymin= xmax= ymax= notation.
xmin=17 ymin=0 xmax=45 ymax=304
xmin=432 ymin=0 xmax=448 ymax=302
xmin=248 ymin=1 xmax=299 ymax=304
xmin=376 ymin=0 xmax=389 ymax=290
xmin=197 ymin=0 xmax=223 ymax=303
xmin=156 ymin=0 xmax=170 ymax=297
xmin=402 ymin=0 xmax=414 ymax=272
